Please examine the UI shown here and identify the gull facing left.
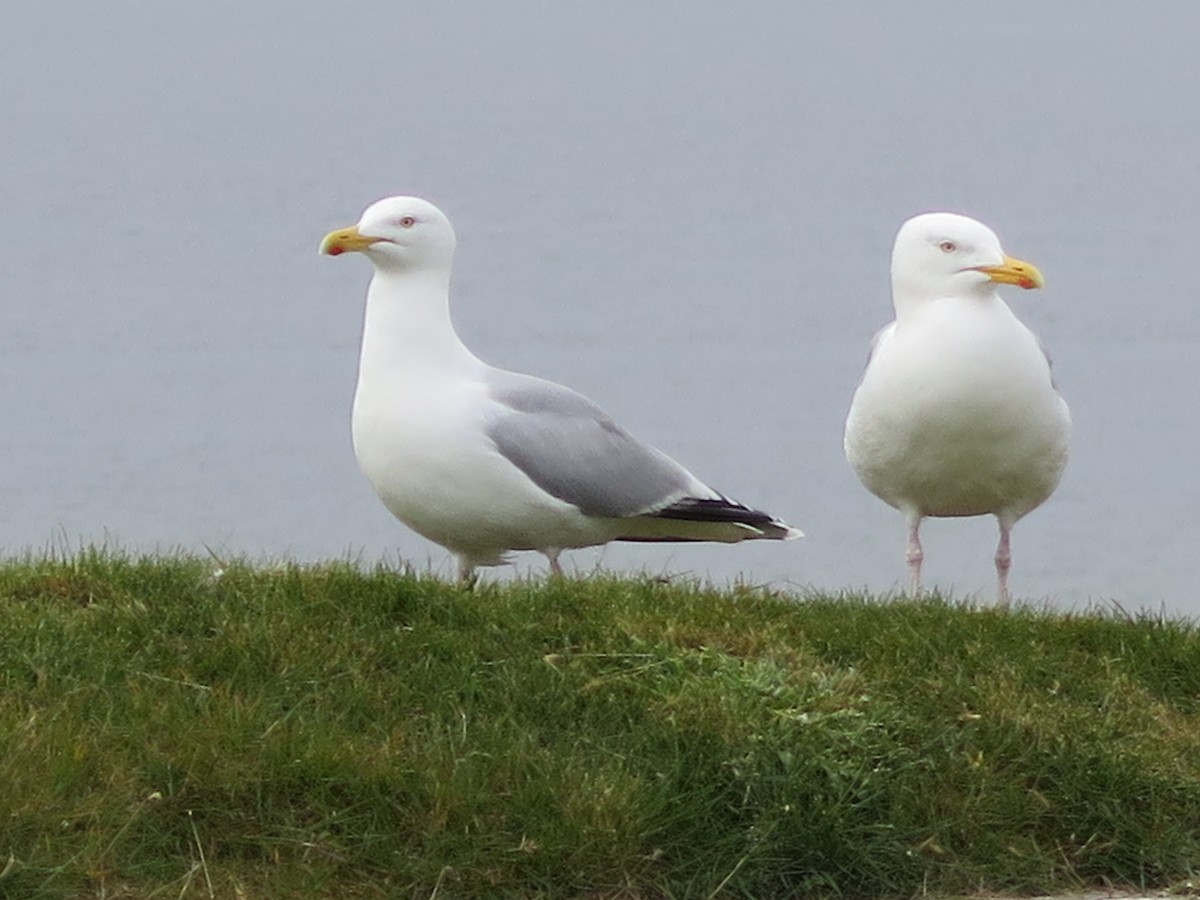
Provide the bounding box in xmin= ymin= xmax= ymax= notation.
xmin=321 ymin=196 xmax=801 ymax=581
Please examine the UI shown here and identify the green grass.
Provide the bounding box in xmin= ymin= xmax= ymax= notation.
xmin=0 ymin=551 xmax=1198 ymax=899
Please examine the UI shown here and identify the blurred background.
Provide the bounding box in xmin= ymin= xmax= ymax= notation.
xmin=1 ymin=2 xmax=1196 ymax=615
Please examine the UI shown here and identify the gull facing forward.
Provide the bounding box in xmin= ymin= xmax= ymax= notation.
xmin=844 ymin=213 xmax=1069 ymax=603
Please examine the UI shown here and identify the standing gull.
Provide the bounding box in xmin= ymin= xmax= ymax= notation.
xmin=844 ymin=213 xmax=1070 ymax=602
xmin=320 ymin=196 xmax=801 ymax=581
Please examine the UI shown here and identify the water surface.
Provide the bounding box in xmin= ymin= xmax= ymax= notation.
xmin=1 ymin=3 xmax=1197 ymax=615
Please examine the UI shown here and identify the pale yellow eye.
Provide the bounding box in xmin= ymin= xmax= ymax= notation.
xmin=939 ymin=240 xmax=956 ymax=253
xmin=399 ymin=215 xmax=416 ymax=228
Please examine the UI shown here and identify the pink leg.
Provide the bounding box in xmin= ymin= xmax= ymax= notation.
xmin=994 ymin=517 xmax=1013 ymax=605
xmin=545 ymin=549 xmax=564 ymax=577
xmin=905 ymin=511 xmax=924 ymax=595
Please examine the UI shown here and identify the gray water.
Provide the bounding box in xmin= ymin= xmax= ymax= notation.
xmin=2 ymin=3 xmax=1198 ymax=615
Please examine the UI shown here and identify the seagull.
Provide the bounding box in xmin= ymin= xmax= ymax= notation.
xmin=844 ymin=212 xmax=1070 ymax=603
xmin=320 ymin=196 xmax=801 ymax=581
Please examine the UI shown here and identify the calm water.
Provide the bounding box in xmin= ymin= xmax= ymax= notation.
xmin=2 ymin=4 xmax=1198 ymax=615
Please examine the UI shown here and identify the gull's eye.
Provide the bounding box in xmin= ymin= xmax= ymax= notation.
xmin=939 ymin=240 xmax=957 ymax=253
xmin=399 ymin=215 xmax=416 ymax=228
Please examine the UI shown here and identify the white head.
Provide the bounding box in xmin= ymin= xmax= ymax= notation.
xmin=890 ymin=212 xmax=1043 ymax=310
xmin=319 ymin=196 xmax=457 ymax=273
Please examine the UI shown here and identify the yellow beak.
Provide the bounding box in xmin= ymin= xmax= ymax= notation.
xmin=974 ymin=255 xmax=1045 ymax=290
xmin=319 ymin=226 xmax=381 ymax=257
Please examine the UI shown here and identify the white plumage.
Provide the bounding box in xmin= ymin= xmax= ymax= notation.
xmin=845 ymin=212 xmax=1070 ymax=602
xmin=321 ymin=196 xmax=800 ymax=581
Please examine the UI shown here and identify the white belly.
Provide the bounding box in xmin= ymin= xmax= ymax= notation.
xmin=351 ymin=378 xmax=612 ymax=563
xmin=845 ymin=304 xmax=1070 ymax=520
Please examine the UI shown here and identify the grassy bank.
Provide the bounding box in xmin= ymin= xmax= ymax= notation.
xmin=0 ymin=552 xmax=1197 ymax=899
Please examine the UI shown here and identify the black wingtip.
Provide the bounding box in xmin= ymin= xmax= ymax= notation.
xmin=648 ymin=497 xmax=801 ymax=540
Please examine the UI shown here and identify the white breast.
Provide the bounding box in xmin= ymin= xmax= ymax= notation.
xmin=845 ymin=297 xmax=1070 ymax=520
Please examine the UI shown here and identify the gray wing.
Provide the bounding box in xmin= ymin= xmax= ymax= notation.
xmin=862 ymin=321 xmax=894 ymax=372
xmin=485 ymin=370 xmax=701 ymax=518
xmin=1035 ymin=333 xmax=1062 ymax=392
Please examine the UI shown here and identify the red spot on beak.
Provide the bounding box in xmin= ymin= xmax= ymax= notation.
xmin=326 ymin=246 xmax=344 ymax=256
